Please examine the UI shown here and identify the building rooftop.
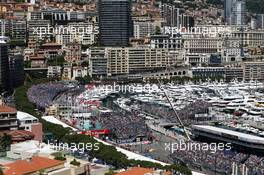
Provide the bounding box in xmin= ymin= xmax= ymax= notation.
xmin=0 ymin=130 xmax=35 ymax=142
xmin=193 ymin=125 xmax=264 ymax=144
xmin=0 ymin=104 xmax=17 ymax=113
xmin=17 ymin=111 xmax=38 ymax=121
xmin=2 ymin=156 xmax=64 ymax=175
xmin=117 ymin=167 xmax=171 ymax=175
xmin=8 ymin=140 xmax=56 ymax=156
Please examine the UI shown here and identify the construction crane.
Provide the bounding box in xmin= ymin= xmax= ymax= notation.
xmin=157 ymin=80 xmax=191 ymax=141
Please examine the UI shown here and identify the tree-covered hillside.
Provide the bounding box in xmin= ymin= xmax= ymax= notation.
xmin=206 ymin=0 xmax=264 ymax=14
xmin=246 ymin=0 xmax=264 ymax=14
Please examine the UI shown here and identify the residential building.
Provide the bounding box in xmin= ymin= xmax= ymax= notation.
xmin=30 ymin=55 xmax=46 ymax=68
xmin=0 ymin=39 xmax=9 ymax=90
xmin=2 ymin=156 xmax=66 ymax=175
xmin=231 ymin=0 xmax=246 ymax=26
xmin=6 ymin=140 xmax=55 ymax=160
xmin=117 ymin=167 xmax=172 ymax=175
xmin=224 ymin=0 xmax=233 ymax=24
xmin=256 ymin=14 xmax=264 ymax=29
xmin=183 ymin=36 xmax=223 ymax=66
xmin=161 ymin=4 xmax=194 ymax=28
xmin=17 ymin=111 xmax=43 ymax=142
xmin=0 ymin=103 xmax=18 ymax=131
xmin=98 ymin=0 xmax=133 ymax=46
xmin=47 ymin=66 xmax=62 ymax=78
xmin=183 ymin=37 xmax=223 ymax=54
xmin=150 ymin=34 xmax=182 ymax=50
xmin=191 ymin=67 xmax=225 ymax=79
xmin=4 ymin=144 xmax=96 ymax=175
xmin=8 ymin=52 xmax=25 ymax=89
xmin=72 ymin=66 xmax=88 ymax=79
xmin=133 ymin=21 xmax=155 ymax=39
xmin=225 ymin=67 xmax=244 ymax=81
xmin=106 ymin=48 xmax=129 ymax=75
xmin=184 ymin=53 xmax=209 ymax=67
xmin=0 ymin=19 xmax=27 ymax=43
xmin=106 ymin=47 xmax=169 ymax=75
xmin=28 ymin=20 xmax=51 ymax=40
xmin=228 ymin=30 xmax=264 ymax=48
xmin=162 ymin=4 xmax=180 ymax=27
xmin=62 ymin=65 xmax=72 ymax=80
xmin=28 ymin=11 xmax=42 ymax=20
xmin=242 ymin=62 xmax=264 ymax=81
xmin=222 ymin=48 xmax=241 ymax=63
xmin=55 ymin=22 xmax=98 ymax=45
xmin=0 ymin=130 xmax=35 ymax=143
xmin=89 ymin=47 xmax=107 ymax=77
xmin=64 ymin=42 xmax=81 ymax=63
xmin=40 ymin=43 xmax=63 ymax=60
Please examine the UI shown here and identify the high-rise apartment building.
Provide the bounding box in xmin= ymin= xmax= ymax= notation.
xmin=224 ymin=0 xmax=233 ymax=24
xmin=256 ymin=14 xmax=264 ymax=29
xmin=0 ymin=19 xmax=27 ymax=43
xmin=231 ymin=0 xmax=246 ymax=26
xmin=133 ymin=21 xmax=155 ymax=39
xmin=0 ymin=102 xmax=18 ymax=131
xmin=0 ymin=38 xmax=9 ymax=91
xmin=162 ymin=4 xmax=180 ymax=27
xmin=9 ymin=52 xmax=25 ymax=89
xmin=161 ymin=4 xmax=194 ymax=28
xmin=98 ymin=0 xmax=133 ymax=46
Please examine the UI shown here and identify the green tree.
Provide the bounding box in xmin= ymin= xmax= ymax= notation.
xmin=246 ymin=0 xmax=264 ymax=13
xmin=81 ymin=61 xmax=89 ymax=67
xmin=47 ymin=55 xmax=65 ymax=67
xmin=155 ymin=26 xmax=161 ymax=34
xmin=70 ymin=159 xmax=81 ymax=166
xmin=52 ymin=152 xmax=66 ymax=161
xmin=75 ymin=75 xmax=92 ymax=85
xmin=38 ymin=169 xmax=47 ymax=175
xmin=105 ymin=169 xmax=116 ymax=175
xmin=0 ymin=134 xmax=12 ymax=151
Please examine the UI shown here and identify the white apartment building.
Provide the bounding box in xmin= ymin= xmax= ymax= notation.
xmin=182 ymin=36 xmax=223 ymax=66
xmin=0 ymin=19 xmax=27 ymax=42
xmin=183 ymin=37 xmax=223 ymax=54
xmin=47 ymin=66 xmax=61 ymax=78
xmin=28 ymin=20 xmax=51 ymax=40
xmin=227 ymin=30 xmax=264 ymax=48
xmin=133 ymin=21 xmax=155 ymax=39
xmin=72 ymin=67 xmax=88 ymax=79
xmin=231 ymin=0 xmax=246 ymax=26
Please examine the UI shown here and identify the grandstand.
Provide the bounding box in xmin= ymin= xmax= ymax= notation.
xmin=192 ymin=125 xmax=264 ymax=152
